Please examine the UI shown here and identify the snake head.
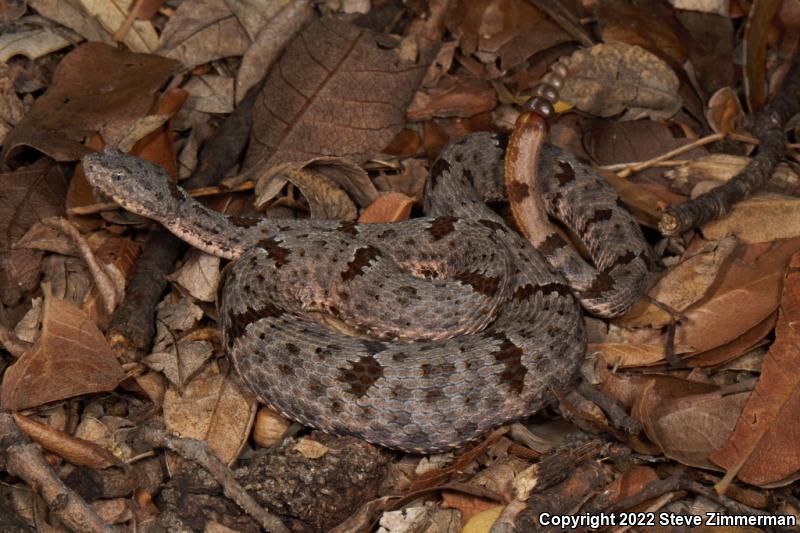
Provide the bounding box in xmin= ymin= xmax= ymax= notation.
xmin=82 ymin=149 xmax=185 ymax=220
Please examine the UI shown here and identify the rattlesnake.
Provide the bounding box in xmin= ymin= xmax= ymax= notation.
xmin=82 ymin=131 xmax=658 ymax=453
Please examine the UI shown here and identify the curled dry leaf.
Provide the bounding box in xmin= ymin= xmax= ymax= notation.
xmin=710 ymin=252 xmax=800 ymax=488
xmin=0 ymin=163 xmax=68 ymax=306
xmin=560 ymin=43 xmax=681 ymax=121
xmin=169 ymin=249 xmax=221 ymax=303
xmin=706 ymin=86 xmax=744 ymax=134
xmin=1 ymin=42 xmax=179 ymax=163
xmin=12 ymin=412 xmax=124 ymax=469
xmin=701 ymin=195 xmax=800 ymax=243
xmin=1 ymin=290 xmax=126 ymax=410
xmin=633 ymin=379 xmax=748 ymax=470
xmin=0 ymin=29 xmax=72 ymax=63
xmin=358 ymin=192 xmax=414 ymax=224
xmin=243 ymin=18 xmax=433 ymax=176
xmin=162 ymin=364 xmax=257 ymax=466
xmin=255 ymin=157 xmax=380 ymax=220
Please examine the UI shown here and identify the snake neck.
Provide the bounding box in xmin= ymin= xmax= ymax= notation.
xmin=162 ymin=194 xmax=254 ymax=260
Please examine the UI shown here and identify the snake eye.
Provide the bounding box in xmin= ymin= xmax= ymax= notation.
xmin=112 ymin=172 xmax=124 ymax=181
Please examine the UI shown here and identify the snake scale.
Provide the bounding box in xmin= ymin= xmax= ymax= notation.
xmin=82 ymin=132 xmax=659 ymax=453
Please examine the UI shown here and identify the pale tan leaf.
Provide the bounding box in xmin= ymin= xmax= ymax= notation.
xmin=560 ymin=42 xmax=681 ymax=121
xmin=28 ymin=0 xmax=114 ymax=43
xmin=702 ymin=194 xmax=800 ymax=243
xmin=0 ymin=29 xmax=72 ymax=63
xmin=162 ymin=364 xmax=257 ymax=465
xmin=169 ymin=250 xmax=221 ymax=303
xmin=184 ymin=75 xmax=234 ymax=114
xmin=252 ymin=407 xmax=292 ymax=448
xmin=79 ymin=0 xmax=159 ymax=53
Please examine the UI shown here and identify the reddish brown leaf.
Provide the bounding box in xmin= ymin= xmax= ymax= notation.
xmin=1 ymin=291 xmax=125 ymax=410
xmin=0 ymin=162 xmax=68 ymax=305
xmin=407 ymin=76 xmax=496 ymax=120
xmin=0 ymin=42 xmax=178 ymax=164
xmin=358 ymin=192 xmax=414 ymax=224
xmin=13 ymin=413 xmax=124 ymax=469
xmin=244 ymin=18 xmax=433 ymax=175
xmin=711 ymin=252 xmax=800 ymax=489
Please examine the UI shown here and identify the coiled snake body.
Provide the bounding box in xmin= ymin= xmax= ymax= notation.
xmin=83 ymin=132 xmax=658 ymax=453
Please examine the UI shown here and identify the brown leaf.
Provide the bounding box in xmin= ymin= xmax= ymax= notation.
xmin=444 ymin=0 xmax=571 ymax=70
xmin=358 ymin=192 xmax=414 ymax=224
xmin=407 ymin=75 xmax=497 ymax=120
xmin=156 ymin=0 xmax=252 ymax=68
xmin=0 ymin=162 xmax=68 ymax=305
xmin=243 ymin=18 xmax=432 ymax=175
xmin=560 ymin=42 xmax=681 ymax=121
xmin=710 ymin=252 xmax=800 ymax=488
xmin=706 ymin=87 xmax=745 ymax=134
xmin=1 ymin=290 xmax=126 ymax=410
xmin=633 ymin=379 xmax=747 ymax=470
xmin=681 ymin=311 xmax=776 ymax=368
xmin=13 ymin=413 xmax=124 ymax=469
xmin=1 ymin=42 xmax=178 ymax=164
xmin=675 ymin=239 xmax=800 ymax=353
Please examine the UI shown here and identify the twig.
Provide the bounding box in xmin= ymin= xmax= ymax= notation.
xmin=660 ymin=52 xmax=800 ymax=235
xmin=602 ymin=133 xmax=726 ymax=176
xmin=68 ymin=180 xmax=255 ymax=216
xmin=0 ymin=412 xmax=113 ymax=533
xmin=137 ymin=422 xmax=290 ymax=533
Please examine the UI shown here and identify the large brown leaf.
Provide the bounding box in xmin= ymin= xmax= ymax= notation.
xmin=0 ymin=162 xmax=68 ymax=306
xmin=1 ymin=291 xmax=125 ymax=411
xmin=710 ymin=251 xmax=800 ymax=489
xmin=243 ymin=18 xmax=433 ymax=175
xmin=1 ymin=42 xmax=178 ymax=164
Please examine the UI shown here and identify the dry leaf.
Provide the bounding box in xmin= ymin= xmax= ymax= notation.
xmin=701 ymin=194 xmax=800 ymax=243
xmin=675 ymin=239 xmax=800 ymax=353
xmin=407 ymin=76 xmax=497 ymax=120
xmin=163 ymin=364 xmax=257 ymax=466
xmin=590 ymin=342 xmax=692 ymax=368
xmin=743 ymin=0 xmax=781 ymax=111
xmin=672 ymin=0 xmax=728 ymax=15
xmin=236 ymin=0 xmax=313 ymax=104
xmin=560 ymin=42 xmax=681 ymax=121
xmin=183 ymin=75 xmax=234 ymax=114
xmin=441 ymin=491 xmax=497 ymax=524
xmin=0 ymin=29 xmax=71 ymax=63
xmin=711 ymin=252 xmax=800 ymax=488
xmin=252 ymin=407 xmax=292 ymax=448
xmin=294 ymin=438 xmax=329 ymax=459
xmin=633 ymin=379 xmax=747 ymax=469
xmin=358 ymin=193 xmax=414 ymax=224
xmin=0 ymin=163 xmax=68 ymax=306
xmin=706 ymin=86 xmax=744 ymax=133
xmin=157 ymin=0 xmax=251 ymax=67
xmin=28 ymin=0 xmax=114 ymax=44
xmin=79 ymin=0 xmax=159 ymax=53
xmin=1 ymin=290 xmax=126 ymax=410
xmin=13 ymin=413 xmax=124 ymax=469
xmin=622 ymin=236 xmax=738 ymax=328
xmin=1 ymin=42 xmax=178 ymax=163
xmin=665 ymin=154 xmax=800 ymax=197
xmin=243 ymin=18 xmax=433 ymax=175
xmin=169 ymin=250 xmax=221 ymax=303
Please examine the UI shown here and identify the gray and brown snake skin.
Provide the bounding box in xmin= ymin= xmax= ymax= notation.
xmin=82 ymin=133 xmax=659 ymax=453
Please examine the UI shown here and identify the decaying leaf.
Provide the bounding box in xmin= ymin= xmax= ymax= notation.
xmin=79 ymin=0 xmax=160 ymax=53
xmin=560 ymin=42 xmax=681 ymax=121
xmin=1 ymin=288 xmax=126 ymax=410
xmin=169 ymin=249 xmax=221 ymax=303
xmin=1 ymin=42 xmax=178 ymax=163
xmin=711 ymin=252 xmax=800 ymax=488
xmin=243 ymin=18 xmax=433 ymax=176
xmin=28 ymin=0 xmax=114 ymax=44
